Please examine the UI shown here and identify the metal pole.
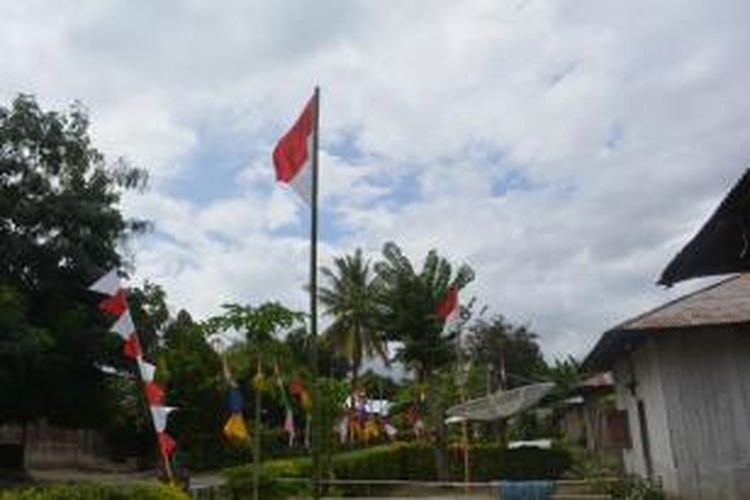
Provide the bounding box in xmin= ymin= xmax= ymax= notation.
xmin=310 ymin=85 xmax=322 ymax=500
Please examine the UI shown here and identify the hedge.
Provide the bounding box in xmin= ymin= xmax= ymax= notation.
xmin=224 ymin=442 xmax=572 ymax=498
xmin=0 ymin=483 xmax=188 ymax=500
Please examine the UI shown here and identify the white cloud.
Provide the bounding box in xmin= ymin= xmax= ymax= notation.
xmin=2 ymin=0 xmax=750 ymax=362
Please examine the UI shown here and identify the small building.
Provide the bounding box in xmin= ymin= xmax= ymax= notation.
xmin=557 ymin=372 xmax=619 ymax=455
xmin=584 ymin=274 xmax=750 ymax=499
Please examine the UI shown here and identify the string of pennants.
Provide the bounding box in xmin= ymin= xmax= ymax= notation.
xmin=89 ymin=269 xmax=177 ymax=464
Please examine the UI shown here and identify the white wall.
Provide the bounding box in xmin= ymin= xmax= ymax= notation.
xmin=657 ymin=328 xmax=750 ymax=499
xmin=612 ymin=327 xmax=750 ymax=499
xmin=612 ymin=339 xmax=678 ymax=495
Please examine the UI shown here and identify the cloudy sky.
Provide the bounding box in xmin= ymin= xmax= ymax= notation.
xmin=3 ymin=0 xmax=749 ymax=360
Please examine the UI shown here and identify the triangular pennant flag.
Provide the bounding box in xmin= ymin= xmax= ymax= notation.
xmin=223 ymin=413 xmax=250 ymax=443
xmin=122 ymin=332 xmax=142 ymax=359
xmin=228 ymin=387 xmax=245 ymax=414
xmin=150 ymin=405 xmax=176 ymax=433
xmin=137 ymin=357 xmax=156 ymax=383
xmin=273 ymin=94 xmax=316 ymax=205
xmin=110 ymin=310 xmax=135 ymax=340
xmin=99 ymin=289 xmax=127 ymax=316
xmin=89 ymin=269 xmax=121 ymax=296
xmin=145 ymin=381 xmax=165 ymax=405
xmin=284 ymin=409 xmax=296 ymax=444
xmin=157 ymin=431 xmax=176 ymax=457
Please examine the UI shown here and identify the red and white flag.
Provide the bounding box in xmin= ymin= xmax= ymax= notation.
xmin=273 ymin=94 xmax=316 ymax=205
xmin=437 ymin=287 xmax=461 ymax=334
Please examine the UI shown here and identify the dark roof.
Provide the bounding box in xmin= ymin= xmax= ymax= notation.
xmin=584 ymin=274 xmax=750 ymax=371
xmin=660 ymin=169 xmax=750 ymax=286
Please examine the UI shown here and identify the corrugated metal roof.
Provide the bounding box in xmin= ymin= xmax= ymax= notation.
xmin=583 ymin=274 xmax=750 ymax=371
xmin=619 ymin=274 xmax=750 ymax=330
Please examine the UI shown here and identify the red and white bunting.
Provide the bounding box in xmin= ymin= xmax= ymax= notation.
xmin=145 ymin=381 xmax=165 ymax=405
xmin=122 ymin=332 xmax=142 ymax=359
xmin=89 ymin=269 xmax=176 ymax=473
xmin=137 ymin=358 xmax=156 ymax=383
xmin=110 ymin=310 xmax=135 ymax=340
xmin=89 ymin=268 xmax=121 ymax=296
xmin=99 ymin=289 xmax=127 ymax=316
xmin=157 ymin=431 xmax=176 ymax=458
xmin=150 ymin=405 xmax=177 ymax=433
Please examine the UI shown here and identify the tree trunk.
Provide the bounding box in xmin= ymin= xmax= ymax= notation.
xmin=426 ymin=370 xmax=449 ymax=481
xmin=350 ymin=360 xmax=359 ymax=442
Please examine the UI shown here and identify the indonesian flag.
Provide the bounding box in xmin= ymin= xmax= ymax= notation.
xmin=437 ymin=287 xmax=460 ymax=323
xmin=273 ymin=94 xmax=316 ymax=205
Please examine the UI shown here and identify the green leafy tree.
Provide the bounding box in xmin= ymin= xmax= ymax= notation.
xmin=202 ymin=302 xmax=304 ymax=500
xmin=319 ymin=249 xmax=387 ymax=409
xmin=545 ymin=355 xmax=582 ymax=398
xmin=467 ymin=315 xmax=548 ymax=391
xmin=128 ymin=281 xmax=170 ymax=357
xmin=285 ymin=326 xmax=349 ymax=379
xmin=0 ymin=94 xmax=147 ymax=428
xmin=373 ymin=242 xmax=474 ymax=480
xmin=161 ymin=310 xmax=224 ymax=469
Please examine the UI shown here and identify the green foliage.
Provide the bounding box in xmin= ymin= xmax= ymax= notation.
xmin=127 ymin=282 xmax=170 ymax=358
xmin=372 ymin=241 xmax=475 ymax=479
xmin=588 ymin=476 xmax=665 ymax=500
xmin=202 ymin=302 xmax=304 ymax=345
xmin=466 ymin=315 xmax=548 ymax=390
xmin=0 ymin=94 xmax=147 ymax=427
xmin=225 ymin=457 xmax=313 ymax=499
xmin=373 ymin=242 xmax=475 ymax=377
xmin=285 ymin=327 xmax=349 ymax=379
xmin=328 ymin=443 xmax=571 ymax=483
xmin=223 ymin=443 xmax=572 ymax=498
xmin=0 ymin=483 xmax=187 ymax=500
xmin=358 ymin=370 xmax=399 ymax=400
xmin=545 ymin=356 xmax=583 ymax=398
xmin=320 ymin=248 xmax=386 ymax=401
xmin=160 ymin=310 xmax=225 ymax=470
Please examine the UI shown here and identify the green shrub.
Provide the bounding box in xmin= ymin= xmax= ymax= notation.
xmin=0 ymin=483 xmax=187 ymax=500
xmin=223 ymin=441 xmax=572 ymax=498
xmin=184 ymin=427 xmax=306 ymax=471
xmin=589 ymin=476 xmax=665 ymax=500
xmin=224 ymin=457 xmax=313 ymax=499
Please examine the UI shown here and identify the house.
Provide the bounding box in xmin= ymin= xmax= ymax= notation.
xmin=557 ymin=372 xmax=621 ymax=455
xmin=583 ymin=274 xmax=750 ymax=499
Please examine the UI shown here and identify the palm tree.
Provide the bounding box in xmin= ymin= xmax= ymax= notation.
xmin=373 ymin=242 xmax=474 ymax=480
xmin=319 ymin=249 xmax=387 ymax=414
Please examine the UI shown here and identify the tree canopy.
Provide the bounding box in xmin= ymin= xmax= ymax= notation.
xmin=0 ymin=95 xmax=147 ymax=427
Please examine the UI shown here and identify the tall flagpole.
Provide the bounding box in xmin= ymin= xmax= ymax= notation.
xmin=310 ymin=85 xmax=322 ymax=499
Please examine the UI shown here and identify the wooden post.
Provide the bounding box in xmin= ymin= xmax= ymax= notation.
xmin=253 ymin=358 xmax=262 ymax=500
